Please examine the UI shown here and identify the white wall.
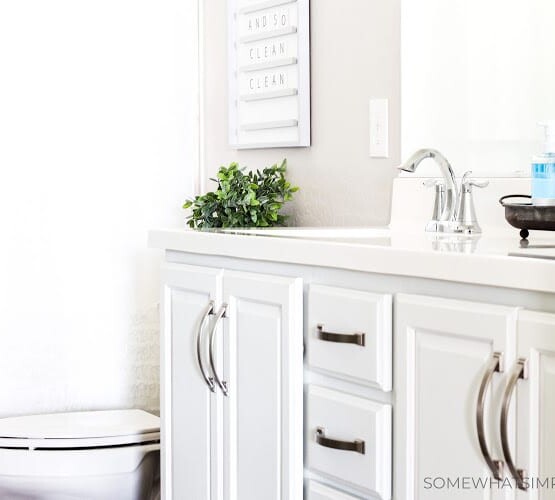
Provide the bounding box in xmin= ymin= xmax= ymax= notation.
xmin=0 ymin=1 xmax=198 ymax=417
xmin=202 ymin=0 xmax=401 ymax=227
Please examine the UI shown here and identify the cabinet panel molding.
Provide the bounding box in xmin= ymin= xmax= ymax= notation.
xmin=307 ymin=385 xmax=392 ymax=499
xmin=222 ymin=271 xmax=303 ymax=500
xmin=517 ymin=310 xmax=555 ymax=497
xmin=395 ymin=293 xmax=517 ymax=500
xmin=160 ymin=264 xmax=223 ymax=500
xmin=307 ymin=285 xmax=392 ymax=391
xmin=306 ymin=479 xmax=362 ymax=500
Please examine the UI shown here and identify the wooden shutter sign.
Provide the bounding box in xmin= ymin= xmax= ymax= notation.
xmin=228 ymin=0 xmax=311 ymax=149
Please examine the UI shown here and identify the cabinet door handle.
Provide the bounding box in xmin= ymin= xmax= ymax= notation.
xmin=315 ymin=427 xmax=365 ymax=455
xmin=500 ymin=358 xmax=528 ymax=491
xmin=316 ymin=324 xmax=365 ymax=346
xmin=209 ymin=304 xmax=228 ymax=396
xmin=476 ymin=351 xmax=504 ymax=480
xmin=196 ymin=300 xmax=215 ymax=392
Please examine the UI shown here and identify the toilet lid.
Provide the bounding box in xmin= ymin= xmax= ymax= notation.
xmin=0 ymin=409 xmax=160 ymax=449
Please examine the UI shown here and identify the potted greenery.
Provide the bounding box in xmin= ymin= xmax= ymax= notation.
xmin=183 ymin=159 xmax=299 ymax=229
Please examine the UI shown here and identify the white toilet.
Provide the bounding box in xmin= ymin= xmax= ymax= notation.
xmin=0 ymin=409 xmax=160 ymax=500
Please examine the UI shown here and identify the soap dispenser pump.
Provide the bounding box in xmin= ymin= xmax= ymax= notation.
xmin=532 ymin=121 xmax=555 ymax=205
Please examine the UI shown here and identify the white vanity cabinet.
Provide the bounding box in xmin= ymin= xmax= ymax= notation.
xmin=160 ymin=263 xmax=303 ymax=500
xmin=395 ymin=294 xmax=518 ymax=500
xmin=152 ymin=228 xmax=555 ymax=500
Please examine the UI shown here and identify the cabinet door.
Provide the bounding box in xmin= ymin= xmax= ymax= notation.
xmin=395 ymin=294 xmax=517 ymax=500
xmin=161 ymin=264 xmax=223 ymax=500
xmin=516 ymin=310 xmax=555 ymax=499
xmin=221 ymin=271 xmax=303 ymax=500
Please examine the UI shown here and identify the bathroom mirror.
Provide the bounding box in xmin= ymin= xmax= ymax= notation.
xmin=402 ymin=0 xmax=555 ymax=177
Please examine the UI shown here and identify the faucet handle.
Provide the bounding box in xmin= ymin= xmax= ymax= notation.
xmin=461 ymin=171 xmax=489 ymax=190
xmin=423 ymin=178 xmax=445 ymax=188
xmin=454 ymin=171 xmax=489 ymax=234
xmin=423 ymin=179 xmax=446 ymax=223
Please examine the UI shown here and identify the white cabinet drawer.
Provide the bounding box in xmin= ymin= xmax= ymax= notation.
xmin=307 ymin=285 xmax=392 ymax=391
xmin=306 ymin=480 xmax=361 ymax=500
xmin=306 ymin=385 xmax=392 ymax=500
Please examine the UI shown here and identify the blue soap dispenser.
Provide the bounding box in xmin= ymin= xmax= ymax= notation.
xmin=532 ymin=121 xmax=555 ymax=205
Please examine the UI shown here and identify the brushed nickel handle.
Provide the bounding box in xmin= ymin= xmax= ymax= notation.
xmin=500 ymin=358 xmax=528 ymax=491
xmin=316 ymin=324 xmax=365 ymax=346
xmin=476 ymin=352 xmax=504 ymax=480
xmin=196 ymin=300 xmax=215 ymax=392
xmin=209 ymin=304 xmax=228 ymax=396
xmin=315 ymin=427 xmax=365 ymax=455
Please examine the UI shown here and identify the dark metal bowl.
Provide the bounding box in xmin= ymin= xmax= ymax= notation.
xmin=499 ymin=194 xmax=555 ymax=239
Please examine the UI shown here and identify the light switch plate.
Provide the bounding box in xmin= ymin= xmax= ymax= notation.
xmin=369 ymin=98 xmax=389 ymax=158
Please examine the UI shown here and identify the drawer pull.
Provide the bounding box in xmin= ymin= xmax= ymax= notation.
xmin=196 ymin=300 xmax=216 ymax=392
xmin=500 ymin=358 xmax=528 ymax=491
xmin=476 ymin=351 xmax=504 ymax=480
xmin=316 ymin=324 xmax=365 ymax=346
xmin=315 ymin=426 xmax=365 ymax=455
xmin=209 ymin=304 xmax=229 ymax=396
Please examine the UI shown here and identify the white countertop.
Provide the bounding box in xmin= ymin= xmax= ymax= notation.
xmin=149 ymin=226 xmax=555 ymax=294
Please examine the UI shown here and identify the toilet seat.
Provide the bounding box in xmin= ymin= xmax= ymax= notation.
xmin=0 ymin=409 xmax=160 ymax=499
xmin=0 ymin=409 xmax=160 ymax=450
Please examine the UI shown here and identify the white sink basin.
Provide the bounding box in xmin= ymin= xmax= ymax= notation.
xmin=222 ymin=226 xmax=391 ymax=241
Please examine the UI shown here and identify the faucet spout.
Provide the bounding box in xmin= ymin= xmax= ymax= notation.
xmin=398 ymin=149 xmax=458 ymax=223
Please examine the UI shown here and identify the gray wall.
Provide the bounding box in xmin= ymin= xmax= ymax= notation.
xmin=202 ymin=0 xmax=401 ymax=226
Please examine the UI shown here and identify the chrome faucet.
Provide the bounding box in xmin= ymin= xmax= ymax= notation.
xmin=398 ymin=149 xmax=458 ymax=232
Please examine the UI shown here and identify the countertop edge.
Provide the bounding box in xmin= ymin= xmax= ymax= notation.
xmin=148 ymin=229 xmax=555 ymax=294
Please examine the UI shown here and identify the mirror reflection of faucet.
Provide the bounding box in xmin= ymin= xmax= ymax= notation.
xmin=398 ymin=149 xmax=488 ymax=234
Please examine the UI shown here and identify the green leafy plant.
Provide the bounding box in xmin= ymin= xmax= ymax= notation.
xmin=183 ymin=159 xmax=299 ymax=229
